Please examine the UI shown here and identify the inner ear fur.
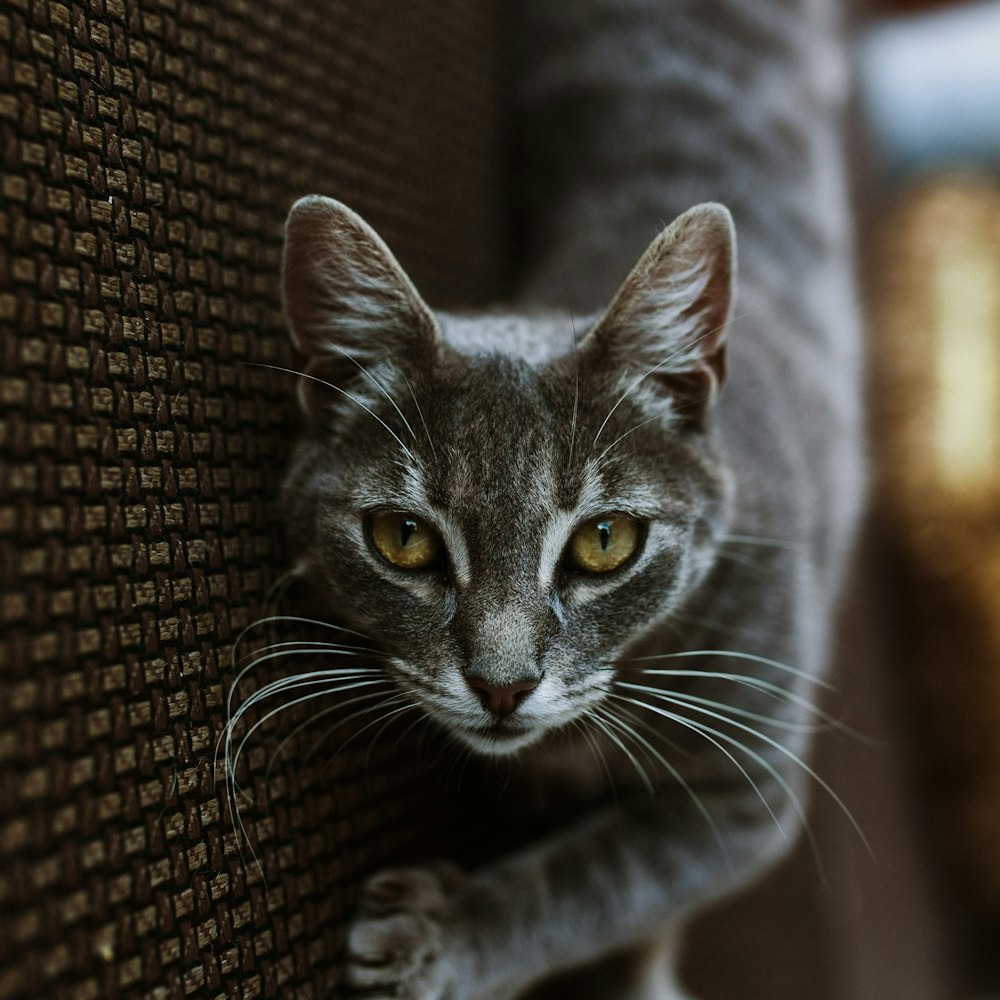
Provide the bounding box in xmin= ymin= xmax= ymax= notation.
xmin=281 ymin=195 xmax=440 ymax=413
xmin=584 ymin=202 xmax=736 ymax=420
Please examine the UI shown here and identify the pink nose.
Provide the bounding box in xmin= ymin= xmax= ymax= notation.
xmin=466 ymin=677 xmax=539 ymax=718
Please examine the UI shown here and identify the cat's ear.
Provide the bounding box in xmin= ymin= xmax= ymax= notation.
xmin=584 ymin=203 xmax=735 ymax=422
xmin=281 ymin=195 xmax=439 ymax=413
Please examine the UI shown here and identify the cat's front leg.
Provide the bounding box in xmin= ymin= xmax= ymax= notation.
xmin=343 ymin=787 xmax=790 ymax=1000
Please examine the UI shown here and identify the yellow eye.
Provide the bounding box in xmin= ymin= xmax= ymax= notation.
xmin=370 ymin=511 xmax=442 ymax=570
xmin=569 ymin=515 xmax=641 ymax=574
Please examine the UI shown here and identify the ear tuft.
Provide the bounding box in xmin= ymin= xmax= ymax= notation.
xmin=585 ymin=203 xmax=736 ymax=420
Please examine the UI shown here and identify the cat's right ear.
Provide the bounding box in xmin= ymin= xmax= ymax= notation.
xmin=581 ymin=203 xmax=736 ymax=424
xmin=281 ymin=195 xmax=439 ymax=413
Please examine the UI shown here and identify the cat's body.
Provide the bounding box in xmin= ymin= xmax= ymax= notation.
xmin=275 ymin=0 xmax=863 ymax=997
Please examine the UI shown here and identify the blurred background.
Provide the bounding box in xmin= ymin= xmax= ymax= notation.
xmin=853 ymin=0 xmax=1000 ymax=994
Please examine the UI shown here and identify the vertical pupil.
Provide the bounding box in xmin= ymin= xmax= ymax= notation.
xmin=598 ymin=521 xmax=612 ymax=551
xmin=401 ymin=518 xmax=417 ymax=547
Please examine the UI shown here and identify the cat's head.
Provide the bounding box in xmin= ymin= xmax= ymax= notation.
xmin=279 ymin=195 xmax=735 ymax=756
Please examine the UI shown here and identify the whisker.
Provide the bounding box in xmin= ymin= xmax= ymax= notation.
xmin=264 ymin=684 xmax=397 ymax=792
xmin=320 ymin=699 xmax=422 ymax=773
xmin=571 ymin=717 xmax=617 ymax=798
xmin=226 ymin=679 xmax=384 ymax=862
xmin=303 ymin=690 xmax=412 ymax=768
xmin=594 ymin=413 xmax=662 ymax=466
xmin=328 ymin=343 xmax=419 ymax=443
xmin=232 ymin=667 xmax=381 ymax=719
xmin=609 ymin=693 xmax=794 ymax=848
xmin=713 ymin=549 xmax=773 ymax=574
xmin=566 ymin=311 xmax=581 ymax=473
xmin=260 ymin=565 xmax=304 ymax=615
xmin=619 ymin=684 xmax=822 ymax=735
xmin=365 ymin=697 xmax=428 ymax=769
xmin=594 ymin=704 xmax=730 ymax=865
xmin=617 ymin=688 xmax=871 ymax=856
xmin=401 ymin=370 xmax=437 ymax=462
xmin=235 ymin=639 xmax=385 ymax=669
xmin=226 ymin=650 xmax=382 ymax=741
xmin=611 ymin=691 xmax=827 ymax=880
xmin=586 ymin=710 xmax=654 ymax=795
xmin=233 ymin=614 xmax=373 ymax=651
xmin=610 ymin=701 xmax=694 ymax=760
xmin=664 ymin=609 xmax=755 ymax=640
xmin=246 ymin=362 xmax=416 ymax=462
xmin=617 ymin=649 xmax=835 ymax=691
xmin=229 ymin=614 xmax=374 ymax=688
xmin=224 ymin=677 xmax=389 ymax=884
xmin=229 ymin=678 xmax=387 ymax=800
xmin=216 ymin=664 xmax=380 ymax=783
xmin=229 ymin=668 xmax=381 ymax=729
xmin=719 ymin=533 xmax=802 ymax=551
xmin=379 ymin=703 xmax=435 ymax=769
xmin=620 ymin=671 xmax=870 ymax=742
xmin=230 ymin=635 xmax=380 ymax=688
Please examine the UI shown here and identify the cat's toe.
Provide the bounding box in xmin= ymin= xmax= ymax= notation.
xmin=346 ymin=909 xmax=440 ymax=986
xmin=358 ymin=863 xmax=461 ymax=917
xmin=344 ymin=864 xmax=466 ymax=999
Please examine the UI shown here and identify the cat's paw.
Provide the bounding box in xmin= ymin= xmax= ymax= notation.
xmin=343 ymin=862 xmax=467 ymax=999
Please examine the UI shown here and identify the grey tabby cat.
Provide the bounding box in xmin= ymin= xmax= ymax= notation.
xmin=278 ymin=0 xmax=863 ymax=996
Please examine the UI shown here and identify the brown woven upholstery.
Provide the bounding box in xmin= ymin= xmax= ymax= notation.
xmin=0 ymin=2 xmax=503 ymax=996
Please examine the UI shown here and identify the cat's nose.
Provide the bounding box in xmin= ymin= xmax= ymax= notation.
xmin=466 ymin=677 xmax=538 ymax=719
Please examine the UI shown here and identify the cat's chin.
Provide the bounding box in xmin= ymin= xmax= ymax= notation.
xmin=452 ymin=724 xmax=547 ymax=758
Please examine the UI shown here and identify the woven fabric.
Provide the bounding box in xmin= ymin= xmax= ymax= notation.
xmin=0 ymin=1 xmax=503 ymax=997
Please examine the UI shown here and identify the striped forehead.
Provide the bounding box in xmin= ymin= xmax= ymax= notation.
xmin=441 ymin=422 xmax=562 ymax=521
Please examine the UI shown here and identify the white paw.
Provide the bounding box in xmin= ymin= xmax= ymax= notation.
xmin=344 ymin=863 xmax=466 ymax=999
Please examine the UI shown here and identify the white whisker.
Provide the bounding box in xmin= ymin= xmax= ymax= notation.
xmin=571 ymin=717 xmax=617 ymax=797
xmin=619 ymin=683 xmax=821 ymax=735
xmin=595 ymin=414 xmax=662 ymax=465
xmin=229 ymin=678 xmax=386 ymax=791
xmin=226 ymin=650 xmax=381 ymax=746
xmin=566 ymin=312 xmax=581 ymax=472
xmin=616 ymin=687 xmax=870 ymax=856
xmin=595 ymin=704 xmax=730 ymax=864
xmin=264 ymin=684 xmax=397 ymax=790
xmin=610 ymin=693 xmax=794 ymax=846
xmin=320 ymin=699 xmax=422 ymax=773
xmin=247 ymin=362 xmax=416 ymax=462
xmin=719 ymin=533 xmax=801 ymax=551
xmin=328 ymin=343 xmax=419 ymax=443
xmin=303 ymin=690 xmax=413 ymax=767
xmin=619 ymin=649 xmax=835 ymax=691
xmin=586 ymin=710 xmax=654 ymax=795
xmin=623 ymin=670 xmax=868 ymax=742
xmin=401 ymin=370 xmax=438 ymax=462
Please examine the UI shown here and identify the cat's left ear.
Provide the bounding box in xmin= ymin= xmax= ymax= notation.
xmin=584 ymin=203 xmax=735 ymax=422
xmin=281 ymin=195 xmax=439 ymax=413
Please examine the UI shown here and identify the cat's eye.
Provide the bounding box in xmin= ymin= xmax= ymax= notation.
xmin=568 ymin=514 xmax=641 ymax=574
xmin=369 ymin=511 xmax=442 ymax=570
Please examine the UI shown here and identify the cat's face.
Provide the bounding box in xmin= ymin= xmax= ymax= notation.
xmin=280 ymin=196 xmax=734 ymax=756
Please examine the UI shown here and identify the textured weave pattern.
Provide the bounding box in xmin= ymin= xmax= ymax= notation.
xmin=0 ymin=1 xmax=503 ymax=997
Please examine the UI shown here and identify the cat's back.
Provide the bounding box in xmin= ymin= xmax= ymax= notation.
xmin=511 ymin=0 xmax=864 ymax=572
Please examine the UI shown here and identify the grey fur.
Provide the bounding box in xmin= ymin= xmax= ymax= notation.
xmin=278 ymin=0 xmax=864 ymax=996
